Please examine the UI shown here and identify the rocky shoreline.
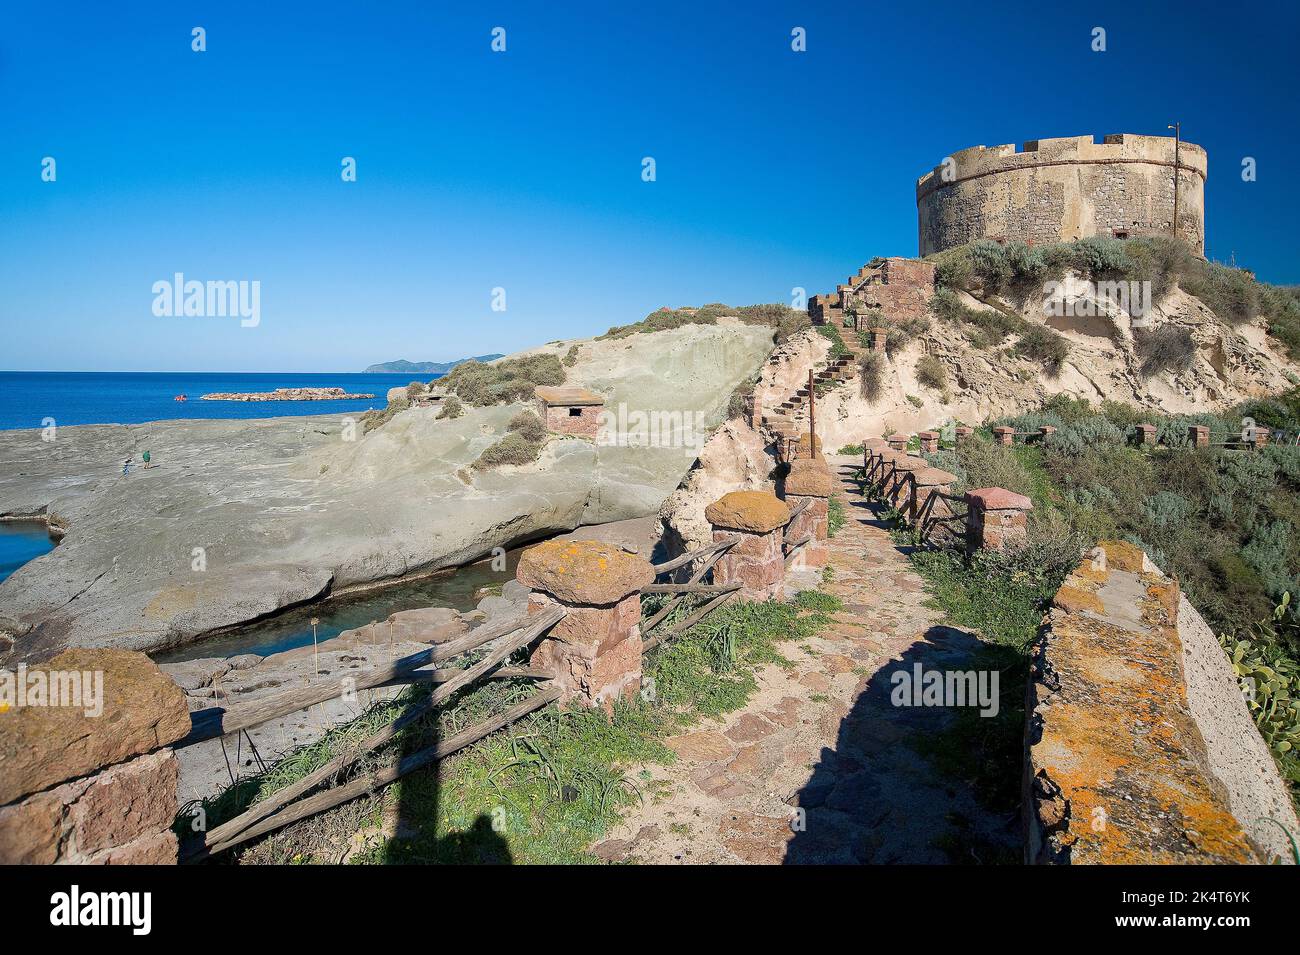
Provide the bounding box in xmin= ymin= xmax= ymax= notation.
xmin=201 ymin=387 xmax=375 ymax=401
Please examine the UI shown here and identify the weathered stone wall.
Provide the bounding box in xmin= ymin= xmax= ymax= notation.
xmin=540 ymin=402 xmax=600 ymax=438
xmin=0 ymin=649 xmax=189 ymax=864
xmin=917 ymin=134 xmax=1207 ymax=256
xmin=1023 ymin=541 xmax=1267 ymax=864
xmin=838 ymin=257 xmax=936 ymax=331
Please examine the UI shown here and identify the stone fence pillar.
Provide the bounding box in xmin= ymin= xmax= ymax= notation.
xmin=954 ymin=426 xmax=974 ymax=446
xmin=518 ymin=540 xmax=654 ymax=712
xmin=993 ymin=426 xmax=1015 ymax=447
xmin=918 ymin=430 xmax=940 ymax=454
xmin=887 ymin=456 xmax=927 ymax=512
xmin=887 ymin=433 xmax=909 ymax=452
xmin=0 ymin=650 xmax=190 ymax=864
xmin=1249 ymin=426 xmax=1270 ymax=451
xmin=1188 ymin=425 xmax=1209 ymax=448
xmin=1134 ymin=423 xmax=1157 ymax=446
xmin=1038 ymin=425 xmax=1057 ymax=442
xmin=868 ymin=328 xmax=888 ymax=353
xmin=705 ymin=490 xmax=790 ymax=602
xmin=911 ymin=467 xmax=958 ymax=524
xmin=964 ymin=488 xmax=1033 ymax=554
xmin=782 ymin=458 xmax=833 ymax=570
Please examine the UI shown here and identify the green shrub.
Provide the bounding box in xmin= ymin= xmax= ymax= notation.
xmin=816 ymin=323 xmax=850 ymax=360
xmin=436 ymin=395 xmax=464 ymax=420
xmin=1182 ymin=263 xmax=1260 ymax=326
xmin=440 ymin=354 xmax=565 ymax=407
xmin=508 ymin=410 xmax=547 ymax=442
xmin=859 ymin=351 xmax=885 ymax=403
xmin=727 ymin=380 xmax=755 ymax=421
xmin=915 ymin=354 xmax=947 ymax=391
xmin=1014 ymin=325 xmax=1070 ymax=373
xmin=405 ymin=381 xmax=424 ymax=398
xmin=472 ymin=432 xmax=544 ymax=470
xmin=1134 ymin=326 xmax=1197 ymax=378
xmin=361 ymin=394 xmax=410 ymax=433
xmin=562 ymin=345 xmax=579 ymax=367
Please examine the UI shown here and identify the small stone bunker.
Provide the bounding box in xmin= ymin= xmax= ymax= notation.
xmin=534 ymin=386 xmax=604 ymax=438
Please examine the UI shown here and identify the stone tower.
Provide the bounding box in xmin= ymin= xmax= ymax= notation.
xmin=916 ymin=134 xmax=1207 ymax=256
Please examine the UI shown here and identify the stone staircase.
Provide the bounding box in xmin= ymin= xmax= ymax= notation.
xmin=759 ymin=334 xmax=869 ymax=442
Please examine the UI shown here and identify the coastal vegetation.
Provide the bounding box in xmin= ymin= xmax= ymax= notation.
xmin=439 ymin=354 xmax=566 ymax=406
xmin=192 ymin=590 xmax=842 ymax=864
xmin=905 ymin=392 xmax=1300 ymax=808
xmin=599 ymin=302 xmax=808 ymax=344
xmin=435 ymin=395 xmax=464 ymax=419
xmin=930 ymin=236 xmax=1300 ymax=357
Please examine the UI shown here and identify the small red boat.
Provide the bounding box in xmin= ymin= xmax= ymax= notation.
xmin=174 ymin=394 xmax=187 ymax=402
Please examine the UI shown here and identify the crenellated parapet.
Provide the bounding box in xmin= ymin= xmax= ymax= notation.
xmin=917 ymin=134 xmax=1207 ymax=256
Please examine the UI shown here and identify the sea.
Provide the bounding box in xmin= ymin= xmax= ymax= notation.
xmin=0 ymin=371 xmax=437 ymax=431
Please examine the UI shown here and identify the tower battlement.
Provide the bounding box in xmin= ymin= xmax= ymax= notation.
xmin=916 ymin=134 xmax=1207 ymax=256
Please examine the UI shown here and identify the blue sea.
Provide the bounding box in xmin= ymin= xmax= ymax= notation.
xmin=0 ymin=372 xmax=438 ymax=431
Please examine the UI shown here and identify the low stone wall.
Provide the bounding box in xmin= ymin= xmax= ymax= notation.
xmin=0 ymin=649 xmax=190 ymax=864
xmin=1023 ymin=541 xmax=1280 ymax=864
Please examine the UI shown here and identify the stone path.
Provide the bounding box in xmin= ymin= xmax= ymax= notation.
xmin=593 ymin=455 xmax=1017 ymax=864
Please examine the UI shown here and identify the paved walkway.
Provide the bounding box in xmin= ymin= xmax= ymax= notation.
xmin=593 ymin=456 xmax=1017 ymax=864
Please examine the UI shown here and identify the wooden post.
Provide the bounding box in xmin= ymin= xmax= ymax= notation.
xmin=807 ymin=369 xmax=815 ymax=455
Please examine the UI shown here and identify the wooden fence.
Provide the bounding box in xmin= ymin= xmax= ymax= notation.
xmin=180 ymin=490 xmax=820 ymax=859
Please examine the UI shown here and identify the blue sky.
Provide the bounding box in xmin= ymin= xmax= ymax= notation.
xmin=2 ymin=0 xmax=1296 ymax=372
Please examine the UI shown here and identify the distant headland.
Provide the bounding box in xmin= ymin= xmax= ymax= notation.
xmin=363 ymin=355 xmax=504 ymax=374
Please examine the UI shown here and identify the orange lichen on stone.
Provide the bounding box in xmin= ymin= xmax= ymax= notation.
xmin=516 ymin=540 xmax=654 ymax=606
xmin=784 ymin=459 xmax=833 ymax=498
xmin=1099 ymin=539 xmax=1147 ymax=572
xmin=1052 ymin=585 xmax=1105 ymax=615
xmin=1025 ymin=556 xmax=1255 ymax=864
xmin=704 ymin=490 xmax=790 ymax=534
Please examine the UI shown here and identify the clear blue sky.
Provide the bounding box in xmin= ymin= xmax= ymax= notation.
xmin=2 ymin=0 xmax=1296 ymax=372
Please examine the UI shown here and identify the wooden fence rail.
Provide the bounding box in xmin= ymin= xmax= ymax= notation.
xmin=181 ymin=605 xmax=566 ymax=862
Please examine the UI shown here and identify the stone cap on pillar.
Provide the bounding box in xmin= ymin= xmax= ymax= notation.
xmin=1188 ymin=424 xmax=1210 ymax=435
xmin=0 ymin=649 xmax=191 ymax=807
xmin=784 ymin=458 xmax=833 ymax=497
xmin=863 ymin=437 xmax=889 ymax=451
xmin=887 ymin=433 xmax=909 ymax=444
xmin=992 ymin=426 xmax=1015 ymax=436
xmin=1135 ymin=423 xmax=1157 ymax=434
xmin=917 ymin=430 xmax=939 ymax=441
xmin=517 ymin=540 xmax=654 ymax=606
xmin=705 ymin=490 xmax=790 ymax=534
xmin=913 ymin=467 xmax=958 ymax=487
xmin=890 ymin=455 xmax=927 ymax=472
xmin=965 ymin=487 xmax=1033 ymax=511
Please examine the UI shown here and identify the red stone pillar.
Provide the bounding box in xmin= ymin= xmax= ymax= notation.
xmin=781 ymin=458 xmax=833 ymax=570
xmin=964 ymin=487 xmax=1033 ymax=554
xmin=1038 ymin=425 xmax=1057 ymax=442
xmin=954 ymin=425 xmax=974 ymax=446
xmin=705 ymin=490 xmax=790 ymax=602
xmin=1134 ymin=423 xmax=1157 ymax=446
xmin=993 ymin=426 xmax=1015 ymax=447
xmin=519 ymin=540 xmax=654 ymax=712
xmin=918 ymin=430 xmax=940 ymax=454
xmin=868 ymin=328 xmax=888 ymax=353
xmin=1188 ymin=425 xmax=1209 ymax=448
xmin=887 ymin=432 xmax=909 ymax=452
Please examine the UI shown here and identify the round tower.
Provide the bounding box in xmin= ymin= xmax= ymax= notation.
xmin=916 ymin=134 xmax=1207 ymax=256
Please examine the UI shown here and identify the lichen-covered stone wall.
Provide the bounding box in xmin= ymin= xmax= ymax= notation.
xmin=917 ymin=134 xmax=1207 ymax=256
xmin=1023 ymin=541 xmax=1257 ymax=864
